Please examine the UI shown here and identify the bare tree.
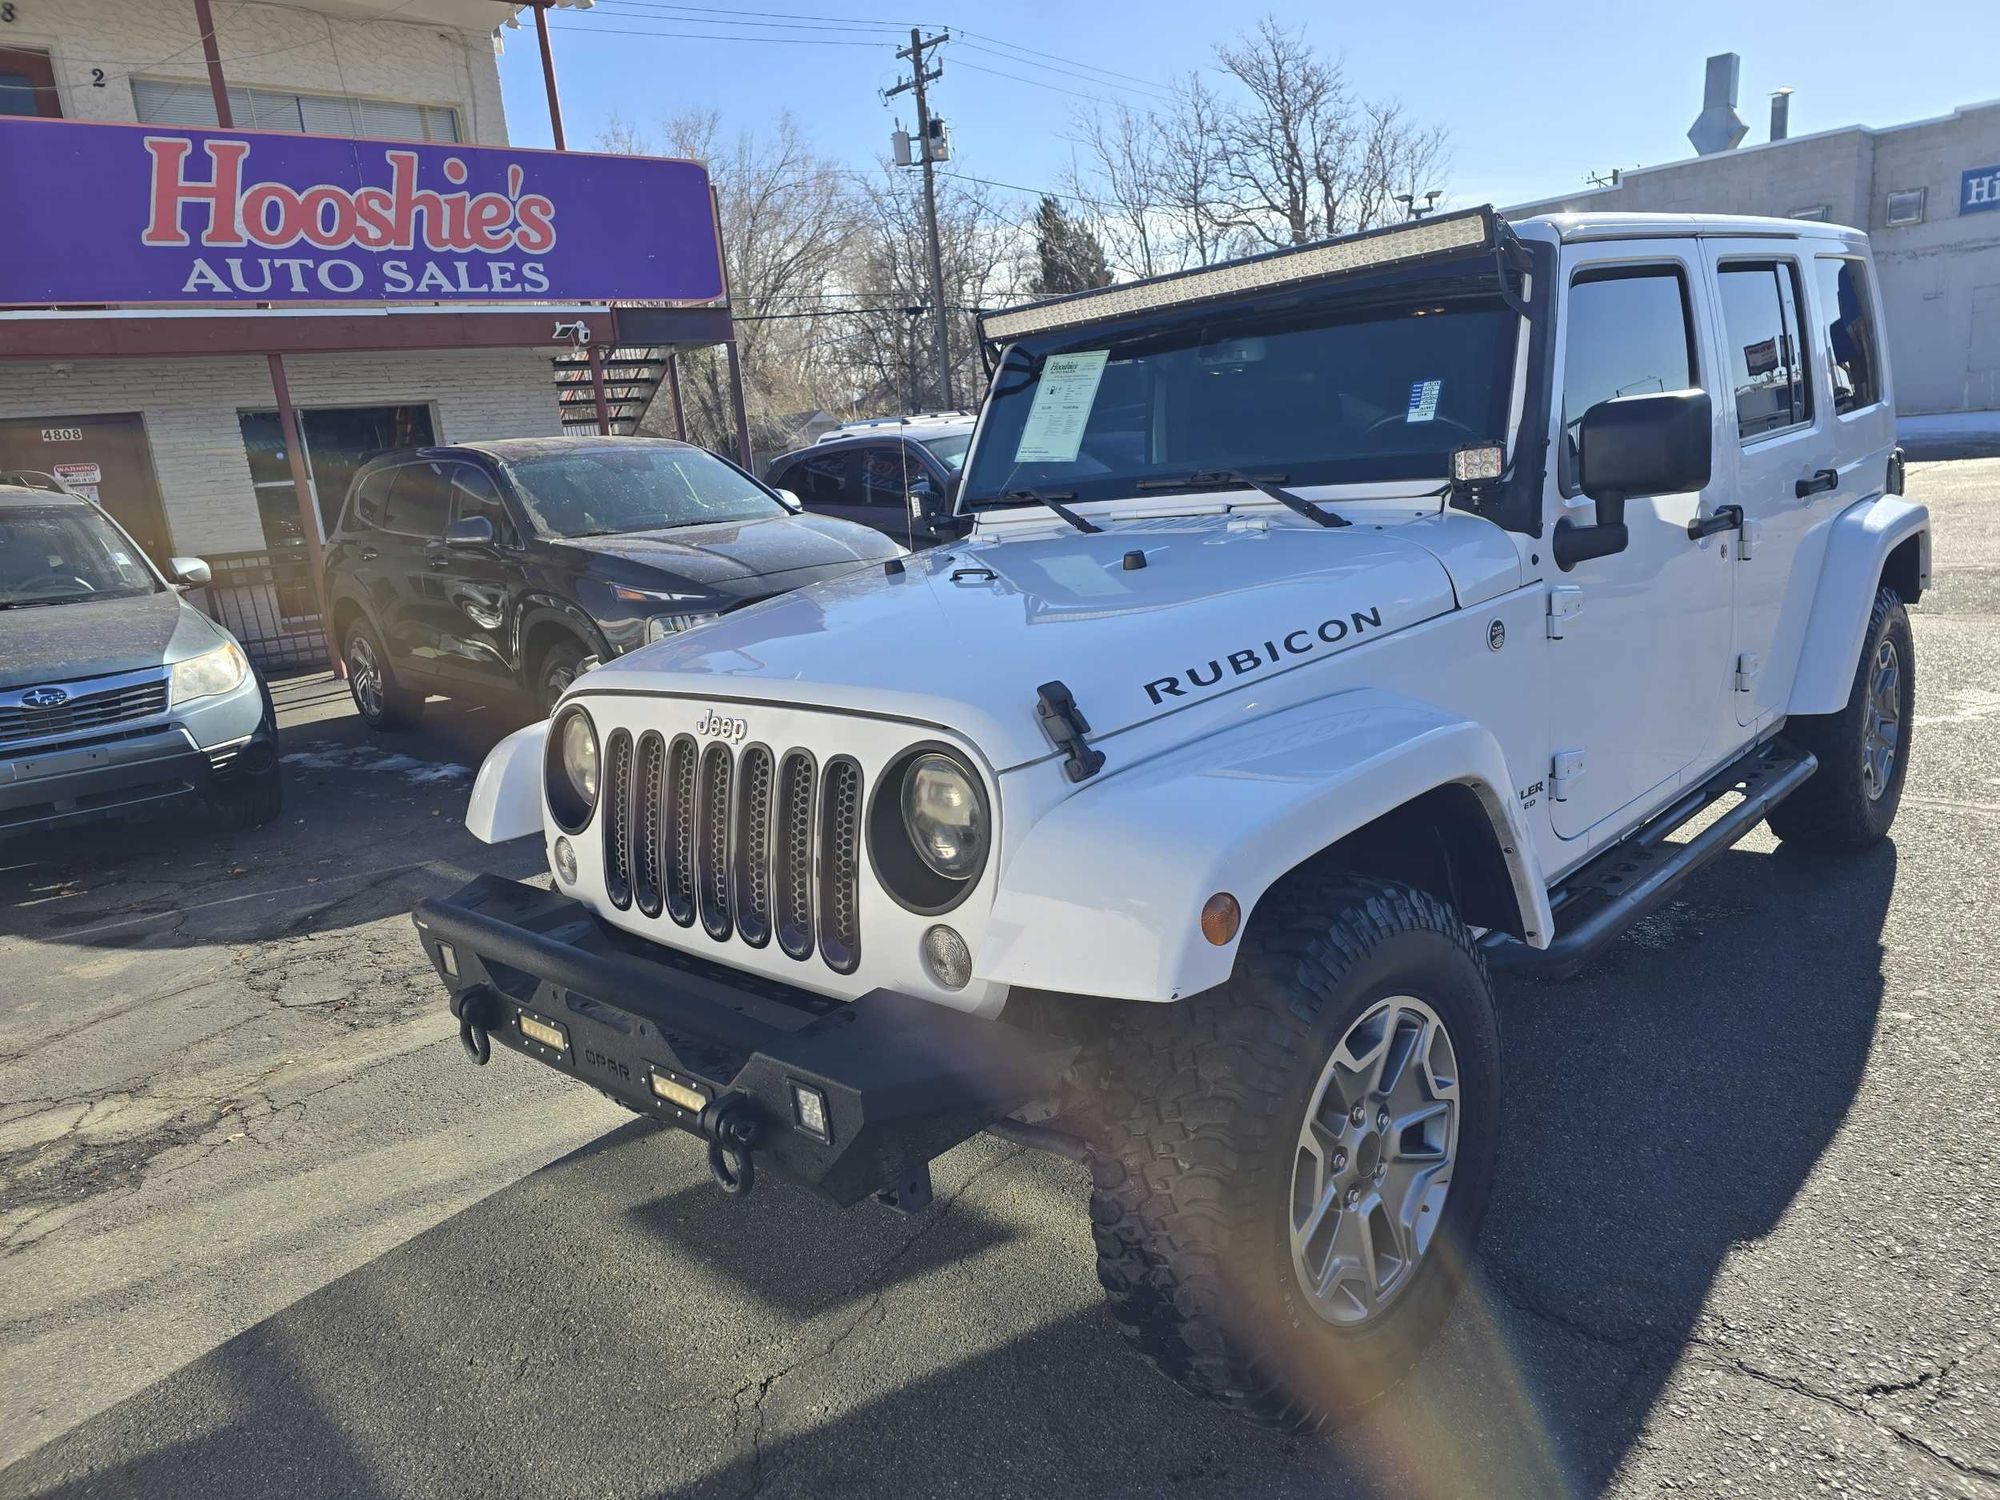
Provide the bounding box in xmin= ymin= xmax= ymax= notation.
xmin=600 ymin=111 xmax=855 ymax=455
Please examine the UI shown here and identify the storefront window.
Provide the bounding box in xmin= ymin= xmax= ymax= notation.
xmin=239 ymin=404 xmax=436 ymax=549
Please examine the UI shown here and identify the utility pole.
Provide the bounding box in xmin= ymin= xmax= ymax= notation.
xmin=888 ymin=28 xmax=954 ymax=410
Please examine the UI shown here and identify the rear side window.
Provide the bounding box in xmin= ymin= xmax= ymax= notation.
xmin=1717 ymin=261 xmax=1814 ymax=440
xmin=1559 ymin=266 xmax=1696 ymax=494
xmin=348 ymin=468 xmax=394 ymax=530
xmin=381 ymin=460 xmax=453 ymax=537
xmin=1815 ymin=258 xmax=1882 ymax=414
xmin=861 ymin=446 xmax=921 ymax=506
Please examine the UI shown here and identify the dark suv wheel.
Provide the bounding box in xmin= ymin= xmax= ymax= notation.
xmin=344 ymin=619 xmax=423 ymax=730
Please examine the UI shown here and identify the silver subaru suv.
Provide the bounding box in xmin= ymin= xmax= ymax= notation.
xmin=0 ymin=473 xmax=280 ymax=839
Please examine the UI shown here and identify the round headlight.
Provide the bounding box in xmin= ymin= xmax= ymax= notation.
xmin=547 ymin=706 xmax=599 ymax=832
xmin=561 ymin=710 xmax=599 ymax=801
xmin=901 ymin=752 xmax=987 ymax=879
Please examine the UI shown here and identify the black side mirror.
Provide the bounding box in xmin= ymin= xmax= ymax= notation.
xmin=1558 ymin=389 xmax=1713 ymax=570
xmin=444 ymin=515 xmax=496 ymax=548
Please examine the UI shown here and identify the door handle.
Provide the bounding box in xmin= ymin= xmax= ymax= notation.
xmin=1686 ymin=504 xmax=1743 ymax=540
xmin=427 ymin=555 xmax=449 ymax=570
xmin=358 ymin=546 xmax=379 ymax=561
xmin=1795 ymin=468 xmax=1838 ymax=499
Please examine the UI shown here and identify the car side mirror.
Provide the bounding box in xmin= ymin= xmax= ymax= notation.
xmin=1558 ymin=389 xmax=1713 ymax=570
xmin=444 ymin=515 xmax=496 ymax=548
xmin=775 ymin=487 xmax=804 ymax=512
xmin=167 ymin=556 xmax=211 ymax=587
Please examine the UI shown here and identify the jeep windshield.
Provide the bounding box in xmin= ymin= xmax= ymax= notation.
xmin=0 ymin=505 xmax=161 ymax=608
xmin=963 ymin=288 xmax=1521 ymax=509
xmin=503 ymin=446 xmax=788 ymax=539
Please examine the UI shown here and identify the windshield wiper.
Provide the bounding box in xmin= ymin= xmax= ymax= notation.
xmin=1134 ymin=470 xmax=1348 ymax=528
xmin=998 ymin=488 xmax=1101 ymax=535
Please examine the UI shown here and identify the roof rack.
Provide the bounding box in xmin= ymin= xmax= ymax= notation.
xmin=0 ymin=470 xmax=77 ymax=496
xmin=815 ymin=411 xmax=976 ymax=443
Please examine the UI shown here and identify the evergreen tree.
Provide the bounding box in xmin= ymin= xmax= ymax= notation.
xmin=1031 ymin=195 xmax=1114 ymax=295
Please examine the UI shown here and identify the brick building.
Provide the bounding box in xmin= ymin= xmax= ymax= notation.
xmin=1509 ymin=58 xmax=2000 ymax=419
xmin=0 ymin=0 xmax=736 ymax=668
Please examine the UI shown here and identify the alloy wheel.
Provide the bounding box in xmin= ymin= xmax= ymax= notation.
xmin=1862 ymin=638 xmax=1902 ymax=802
xmin=1289 ymin=995 xmax=1460 ymax=1326
xmin=348 ymin=636 xmax=384 ymax=719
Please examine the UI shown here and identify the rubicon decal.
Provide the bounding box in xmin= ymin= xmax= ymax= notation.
xmin=1144 ymin=606 xmax=1384 ymax=704
xmin=0 ymin=116 xmax=725 ymax=305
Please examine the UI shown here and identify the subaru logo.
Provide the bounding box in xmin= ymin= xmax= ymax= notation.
xmin=20 ymin=687 xmax=69 ymax=710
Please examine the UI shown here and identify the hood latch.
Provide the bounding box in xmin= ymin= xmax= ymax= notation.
xmin=1036 ymin=680 xmax=1105 ymax=783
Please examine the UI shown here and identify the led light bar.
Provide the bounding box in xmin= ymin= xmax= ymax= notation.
xmin=981 ymin=206 xmax=1498 ymax=344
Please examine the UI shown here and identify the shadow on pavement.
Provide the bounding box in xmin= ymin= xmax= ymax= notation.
xmin=0 ymin=839 xmax=1895 ymax=1499
xmin=0 ymin=677 xmax=539 ymax=951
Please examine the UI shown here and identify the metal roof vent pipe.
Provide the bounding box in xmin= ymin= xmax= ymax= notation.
xmin=1770 ymin=87 xmax=1793 ymax=142
xmin=1689 ymin=53 xmax=1749 ymax=155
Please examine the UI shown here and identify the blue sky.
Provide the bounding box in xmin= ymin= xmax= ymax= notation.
xmin=499 ymin=0 xmax=1990 ymax=212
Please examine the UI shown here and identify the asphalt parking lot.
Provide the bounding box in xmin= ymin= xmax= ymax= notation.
xmin=2 ymin=461 xmax=1996 ymax=1500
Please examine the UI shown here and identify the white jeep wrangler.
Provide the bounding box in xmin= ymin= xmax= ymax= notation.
xmin=414 ymin=207 xmax=1928 ymax=1428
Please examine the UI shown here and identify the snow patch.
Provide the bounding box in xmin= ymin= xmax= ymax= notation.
xmin=282 ymin=741 xmax=471 ymax=785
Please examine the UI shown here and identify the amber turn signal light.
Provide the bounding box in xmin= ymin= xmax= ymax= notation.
xmin=1200 ymin=892 xmax=1241 ymax=946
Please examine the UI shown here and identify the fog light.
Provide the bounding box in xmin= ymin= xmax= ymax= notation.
xmin=518 ymin=1011 xmax=567 ymax=1052
xmin=437 ymin=941 xmax=458 ymax=978
xmin=552 ymin=836 xmax=578 ymax=885
xmin=790 ymin=1081 xmax=831 ymax=1142
xmin=920 ymin=924 xmax=973 ymax=990
xmin=648 ymin=1069 xmax=708 ymax=1114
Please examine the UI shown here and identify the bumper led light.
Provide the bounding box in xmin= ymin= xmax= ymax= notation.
xmin=517 ymin=1011 xmax=567 ymax=1052
xmin=648 ymin=1069 xmax=708 ymax=1114
xmin=437 ymin=941 xmax=458 ymax=978
xmin=790 ymin=1081 xmax=831 ymax=1142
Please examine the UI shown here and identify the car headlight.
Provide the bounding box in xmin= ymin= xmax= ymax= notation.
xmin=645 ymin=611 xmax=722 ymax=644
xmin=170 ymin=640 xmax=248 ymax=706
xmin=904 ymin=752 xmax=988 ymax=875
xmin=546 ymin=705 xmax=599 ymax=831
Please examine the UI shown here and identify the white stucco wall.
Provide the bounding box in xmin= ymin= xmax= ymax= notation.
xmin=2 ymin=0 xmax=510 ymax=144
xmin=0 ymin=350 xmax=563 ymax=554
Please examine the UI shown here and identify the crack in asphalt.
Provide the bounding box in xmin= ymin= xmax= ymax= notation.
xmin=722 ymin=1146 xmax=1027 ymax=1500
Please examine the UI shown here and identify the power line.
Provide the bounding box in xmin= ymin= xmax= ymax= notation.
xmin=586 ymin=4 xmax=908 ymax=36
xmin=949 ymin=29 xmax=1175 ymax=96
xmin=586 ymin=1 xmax=938 ymax=27
xmin=949 ymin=39 xmax=1173 ymax=104
xmin=947 ymin=55 xmax=1141 ymax=106
xmin=548 ymin=23 xmax=894 ymax=46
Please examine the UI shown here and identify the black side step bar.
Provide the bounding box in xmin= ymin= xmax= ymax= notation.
xmin=1482 ymin=741 xmax=1818 ymax=979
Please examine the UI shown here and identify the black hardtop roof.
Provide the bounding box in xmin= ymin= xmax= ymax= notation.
xmin=358 ymin=434 xmax=704 ymax=473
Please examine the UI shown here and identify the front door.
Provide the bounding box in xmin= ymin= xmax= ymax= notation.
xmin=0 ymin=413 xmax=173 ymax=565
xmin=422 ymin=462 xmax=520 ymax=692
xmin=1544 ymin=247 xmax=1738 ymax=844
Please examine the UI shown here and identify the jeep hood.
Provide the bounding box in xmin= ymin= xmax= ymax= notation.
xmin=580 ymin=516 xmax=1463 ymax=771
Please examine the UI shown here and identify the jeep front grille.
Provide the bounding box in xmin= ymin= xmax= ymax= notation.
xmin=604 ymin=735 xmax=860 ymax=970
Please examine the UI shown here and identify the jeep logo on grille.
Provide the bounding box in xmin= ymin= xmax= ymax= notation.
xmin=694 ymin=708 xmax=749 ymax=742
xmin=20 ymin=687 xmax=69 ymax=709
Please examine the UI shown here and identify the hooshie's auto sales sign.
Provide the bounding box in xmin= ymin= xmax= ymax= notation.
xmin=0 ymin=117 xmax=725 ymax=305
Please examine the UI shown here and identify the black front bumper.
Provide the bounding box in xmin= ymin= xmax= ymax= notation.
xmin=412 ymin=876 xmax=1076 ymax=1207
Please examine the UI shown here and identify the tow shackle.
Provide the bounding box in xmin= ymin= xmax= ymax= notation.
xmin=701 ymin=1094 xmax=765 ymax=1197
xmin=456 ymin=986 xmax=501 ymax=1066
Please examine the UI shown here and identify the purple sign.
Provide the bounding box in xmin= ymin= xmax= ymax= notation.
xmin=0 ymin=116 xmax=724 ymax=306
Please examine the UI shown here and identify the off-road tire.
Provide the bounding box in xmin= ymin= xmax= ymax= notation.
xmin=1076 ymin=876 xmax=1502 ymax=1431
xmin=536 ymin=638 xmax=589 ymax=718
xmin=1769 ymin=588 xmax=1914 ymax=853
xmin=210 ymin=766 xmax=283 ymax=830
xmin=343 ymin=619 xmax=423 ymax=730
